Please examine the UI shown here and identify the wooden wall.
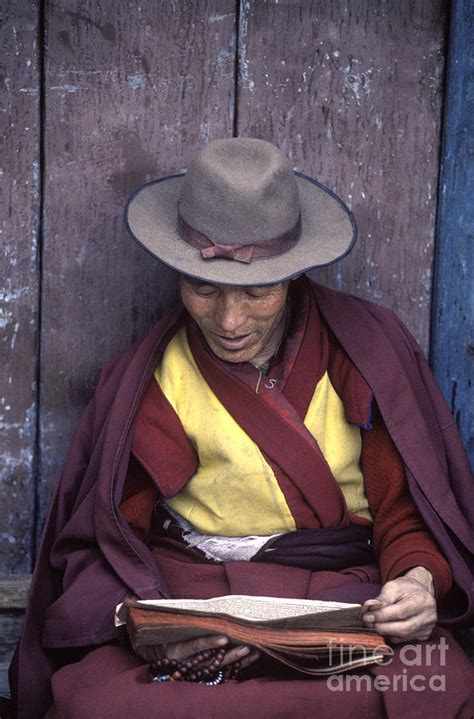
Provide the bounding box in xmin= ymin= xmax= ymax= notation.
xmin=39 ymin=0 xmax=236 ymax=532
xmin=0 ymin=0 xmax=453 ymax=574
xmin=431 ymin=0 xmax=474 ymax=463
xmin=1 ymin=1 xmax=41 ymax=575
xmin=237 ymin=0 xmax=446 ymax=352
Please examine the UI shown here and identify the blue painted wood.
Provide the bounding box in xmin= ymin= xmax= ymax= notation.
xmin=431 ymin=0 xmax=474 ymax=468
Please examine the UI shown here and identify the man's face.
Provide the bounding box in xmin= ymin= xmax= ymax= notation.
xmin=179 ymin=275 xmax=290 ymax=365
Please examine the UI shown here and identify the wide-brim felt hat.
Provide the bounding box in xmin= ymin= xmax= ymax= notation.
xmin=125 ymin=137 xmax=356 ymax=286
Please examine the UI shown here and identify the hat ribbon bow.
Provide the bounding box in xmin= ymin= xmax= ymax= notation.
xmin=177 ymin=211 xmax=301 ymax=265
xmin=200 ymin=242 xmax=255 ymax=264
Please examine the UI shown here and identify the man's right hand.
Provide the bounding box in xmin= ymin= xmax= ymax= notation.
xmin=148 ymin=634 xmax=260 ymax=671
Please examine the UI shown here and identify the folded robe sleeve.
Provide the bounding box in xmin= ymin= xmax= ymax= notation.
xmin=361 ymin=404 xmax=452 ymax=598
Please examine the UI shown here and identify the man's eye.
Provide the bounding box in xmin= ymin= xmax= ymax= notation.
xmin=245 ymin=290 xmax=267 ymax=299
xmin=197 ymin=288 xmax=218 ymax=297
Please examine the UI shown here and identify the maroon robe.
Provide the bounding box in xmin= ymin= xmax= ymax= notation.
xmin=124 ymin=281 xmax=452 ymax=593
xmin=9 ymin=280 xmax=474 ymax=718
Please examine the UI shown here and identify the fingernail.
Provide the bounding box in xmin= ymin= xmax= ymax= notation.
xmin=364 ymin=614 xmax=375 ymax=623
xmin=237 ymin=646 xmax=250 ymax=658
xmin=216 ymin=636 xmax=229 ymax=646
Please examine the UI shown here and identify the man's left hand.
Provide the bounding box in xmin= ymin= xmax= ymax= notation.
xmin=362 ymin=566 xmax=437 ymax=643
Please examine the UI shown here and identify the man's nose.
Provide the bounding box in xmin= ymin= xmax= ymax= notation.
xmin=214 ymin=296 xmax=246 ymax=333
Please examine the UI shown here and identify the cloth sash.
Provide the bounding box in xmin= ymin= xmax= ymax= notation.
xmin=150 ymin=502 xmax=375 ymax=572
xmin=252 ymin=523 xmax=375 ymax=571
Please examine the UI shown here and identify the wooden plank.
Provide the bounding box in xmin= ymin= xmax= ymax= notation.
xmin=0 ymin=612 xmax=25 ymax=698
xmin=0 ymin=575 xmax=32 ymax=698
xmin=38 ymin=1 xmax=236 ymax=530
xmin=237 ymin=0 xmax=447 ymax=352
xmin=0 ymin=1 xmax=40 ymax=572
xmin=0 ymin=571 xmax=31 ymax=697
xmin=431 ymin=0 xmax=474 ymax=467
xmin=0 ymin=574 xmax=32 ymax=610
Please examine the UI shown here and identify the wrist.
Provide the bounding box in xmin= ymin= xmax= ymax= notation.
xmin=403 ymin=565 xmax=435 ymax=595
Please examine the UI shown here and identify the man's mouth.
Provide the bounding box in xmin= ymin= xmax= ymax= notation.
xmin=213 ymin=333 xmax=253 ymax=350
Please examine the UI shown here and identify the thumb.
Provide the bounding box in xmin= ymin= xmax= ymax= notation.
xmin=360 ymin=598 xmax=384 ymax=614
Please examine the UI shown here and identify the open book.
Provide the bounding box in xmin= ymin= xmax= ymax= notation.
xmin=115 ymin=595 xmax=391 ymax=675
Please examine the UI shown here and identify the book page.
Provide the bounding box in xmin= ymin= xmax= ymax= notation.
xmin=115 ymin=595 xmax=361 ymax=627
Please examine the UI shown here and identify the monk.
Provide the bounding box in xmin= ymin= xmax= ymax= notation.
xmin=10 ymin=138 xmax=474 ymax=718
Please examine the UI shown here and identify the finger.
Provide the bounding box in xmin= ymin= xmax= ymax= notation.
xmin=220 ymin=644 xmax=252 ymax=668
xmin=224 ymin=650 xmax=261 ymax=679
xmin=363 ymin=602 xmax=417 ymax=625
xmin=240 ymin=650 xmax=261 ymax=669
xmin=361 ymin=599 xmax=385 ymax=625
xmin=221 ymin=646 xmax=260 ymax=670
xmin=373 ymin=616 xmax=436 ymax=640
xmin=364 ymin=599 xmax=431 ymax=625
xmin=364 ymin=591 xmax=436 ymax=625
xmin=361 ymin=599 xmax=385 ymax=614
xmin=166 ymin=635 xmax=229 ymax=661
xmin=246 ymin=650 xmax=261 ymax=664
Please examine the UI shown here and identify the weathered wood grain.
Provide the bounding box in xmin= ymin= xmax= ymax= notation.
xmin=0 ymin=2 xmax=40 ymax=572
xmin=0 ymin=612 xmax=25 ymax=698
xmin=237 ymin=0 xmax=447 ymax=352
xmin=38 ymin=0 xmax=237 ymax=531
xmin=0 ymin=574 xmax=32 ymax=610
xmin=0 ymin=575 xmax=32 ymax=698
xmin=431 ymin=0 xmax=474 ymax=467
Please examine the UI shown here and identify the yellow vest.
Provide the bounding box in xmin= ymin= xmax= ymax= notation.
xmin=155 ymin=327 xmax=370 ymax=537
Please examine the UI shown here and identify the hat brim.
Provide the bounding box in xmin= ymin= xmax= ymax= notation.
xmin=125 ymin=171 xmax=356 ymax=286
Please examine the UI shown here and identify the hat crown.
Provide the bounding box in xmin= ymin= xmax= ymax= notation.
xmin=178 ymin=138 xmax=300 ymax=246
xmin=125 ymin=136 xmax=356 ymax=285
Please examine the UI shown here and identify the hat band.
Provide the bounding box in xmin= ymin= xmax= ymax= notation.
xmin=177 ymin=210 xmax=302 ymax=265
